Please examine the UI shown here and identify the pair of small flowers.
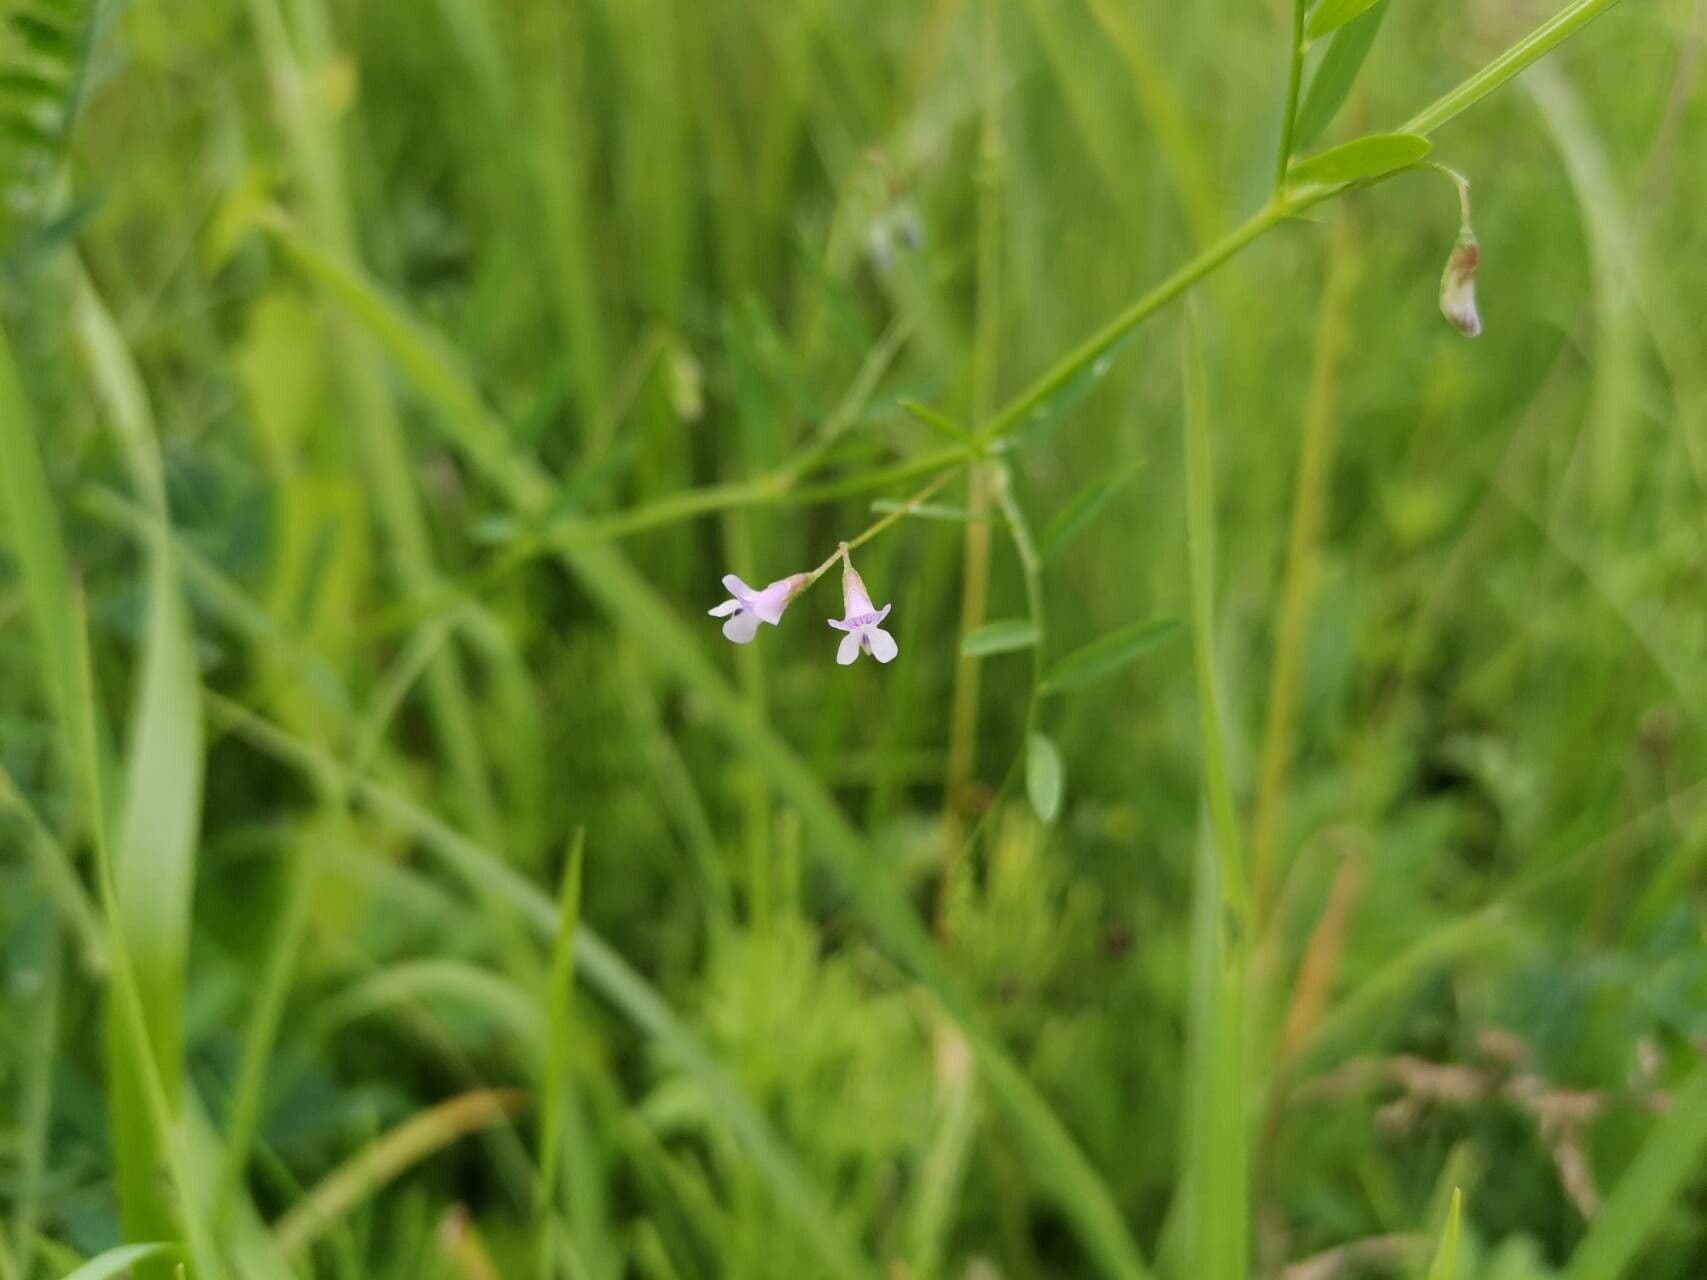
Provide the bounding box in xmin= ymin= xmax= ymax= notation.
xmin=709 ymin=555 xmax=897 ymax=665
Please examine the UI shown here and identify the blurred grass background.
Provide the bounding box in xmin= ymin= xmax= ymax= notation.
xmin=2 ymin=0 xmax=1706 ymax=1276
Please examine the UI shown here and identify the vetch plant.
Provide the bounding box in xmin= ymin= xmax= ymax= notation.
xmin=198 ymin=0 xmax=1674 ymax=1276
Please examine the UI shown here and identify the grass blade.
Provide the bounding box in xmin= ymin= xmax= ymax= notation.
xmin=1562 ymin=1065 xmax=1707 ymax=1280
xmin=536 ymin=831 xmax=588 ymax=1278
xmin=272 ymin=1090 xmax=528 ymax=1258
xmin=72 ymin=271 xmax=206 ymax=1261
xmin=1425 ymin=1188 xmax=1463 ymax=1280
xmin=1181 ymin=310 xmax=1249 ymax=1280
xmin=61 ymin=1245 xmax=178 ymax=1280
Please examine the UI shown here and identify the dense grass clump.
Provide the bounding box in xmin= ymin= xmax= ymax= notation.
xmin=2 ymin=0 xmax=1705 ymax=1277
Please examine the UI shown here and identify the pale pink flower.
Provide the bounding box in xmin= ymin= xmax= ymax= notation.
xmin=709 ymin=573 xmax=807 ymax=644
xmin=828 ymin=564 xmax=896 ymax=665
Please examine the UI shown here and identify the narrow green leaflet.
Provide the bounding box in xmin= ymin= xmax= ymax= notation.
xmin=1040 ymin=619 xmax=1181 ymax=694
xmin=900 ymin=398 xmax=974 ymax=444
xmin=1041 ymin=459 xmax=1143 ymax=560
xmin=1289 ymin=132 xmax=1431 ymax=189
xmin=1306 ymin=0 xmax=1384 ymax=40
xmin=1294 ymin=0 xmax=1391 ymax=147
xmin=1026 ymin=733 xmax=1064 ymax=824
xmin=961 ymin=619 xmax=1039 ymax=657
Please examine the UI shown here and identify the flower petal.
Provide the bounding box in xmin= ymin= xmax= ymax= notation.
xmin=750 ymin=580 xmax=795 ymax=625
xmin=708 ymin=599 xmax=742 ymax=617
xmin=721 ymin=574 xmax=755 ymax=601
xmin=722 ymin=610 xmax=763 ymax=644
xmin=836 ymin=632 xmax=861 ymax=665
xmin=872 ymin=603 xmax=892 ymax=624
xmin=841 ymin=566 xmax=876 ymax=619
xmin=867 ymin=626 xmax=898 ymax=663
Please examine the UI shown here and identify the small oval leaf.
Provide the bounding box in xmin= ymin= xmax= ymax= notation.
xmin=1289 ymin=132 xmax=1431 ymax=189
xmin=1305 ymin=0 xmax=1383 ymax=40
xmin=1040 ymin=618 xmax=1181 ymax=694
xmin=1294 ymin=0 xmax=1390 ymax=148
xmin=1026 ymin=733 xmax=1064 ymax=824
xmin=961 ymin=619 xmax=1038 ymax=657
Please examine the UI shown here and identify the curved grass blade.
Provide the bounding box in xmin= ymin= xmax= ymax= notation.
xmin=61 ymin=1244 xmax=179 ymax=1280
xmin=272 ymin=1090 xmax=527 ymax=1257
xmin=1563 ymin=1065 xmax=1707 ymax=1280
xmin=72 ymin=271 xmax=206 ymax=1264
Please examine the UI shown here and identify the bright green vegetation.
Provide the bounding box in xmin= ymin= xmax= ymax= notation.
xmin=2 ymin=0 xmax=1705 ymax=1277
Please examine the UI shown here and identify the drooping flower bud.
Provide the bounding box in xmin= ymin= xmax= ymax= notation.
xmin=1439 ymin=228 xmax=1482 ymax=339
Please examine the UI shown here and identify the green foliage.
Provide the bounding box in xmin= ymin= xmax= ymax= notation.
xmin=0 ymin=0 xmax=1700 ymax=1277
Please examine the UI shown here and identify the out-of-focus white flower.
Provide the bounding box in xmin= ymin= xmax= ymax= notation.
xmin=827 ymin=563 xmax=897 ymax=665
xmin=708 ymin=573 xmax=807 ymax=644
xmin=1439 ymin=229 xmax=1482 ymax=338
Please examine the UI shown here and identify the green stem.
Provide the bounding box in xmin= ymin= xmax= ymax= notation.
xmin=1400 ymin=0 xmax=1625 ymax=136
xmin=979 ymin=199 xmax=1290 ymax=444
xmin=1274 ymin=0 xmax=1309 ymax=191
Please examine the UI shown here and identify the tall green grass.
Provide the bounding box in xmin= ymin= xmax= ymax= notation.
xmin=4 ymin=0 xmax=1704 ymax=1276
